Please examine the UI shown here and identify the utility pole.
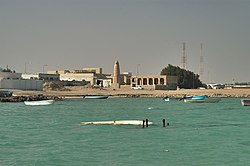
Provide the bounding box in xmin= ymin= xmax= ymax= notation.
xmin=42 ymin=64 xmax=48 ymax=74
xmin=136 ymin=64 xmax=140 ymax=76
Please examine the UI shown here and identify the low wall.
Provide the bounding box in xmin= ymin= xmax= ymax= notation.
xmin=0 ymin=79 xmax=43 ymax=91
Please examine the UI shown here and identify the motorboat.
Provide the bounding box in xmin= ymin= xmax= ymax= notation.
xmin=179 ymin=95 xmax=205 ymax=101
xmin=84 ymin=95 xmax=109 ymax=99
xmin=241 ymin=99 xmax=250 ymax=106
xmin=190 ymin=95 xmax=206 ymax=100
xmin=24 ymin=99 xmax=55 ymax=106
xmin=184 ymin=97 xmax=221 ymax=103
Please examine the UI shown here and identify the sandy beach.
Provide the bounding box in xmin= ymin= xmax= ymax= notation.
xmin=12 ymin=86 xmax=250 ymax=98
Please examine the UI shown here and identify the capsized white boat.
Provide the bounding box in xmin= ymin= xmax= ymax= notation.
xmin=241 ymin=99 xmax=250 ymax=106
xmin=81 ymin=120 xmax=153 ymax=126
xmin=24 ymin=99 xmax=55 ymax=106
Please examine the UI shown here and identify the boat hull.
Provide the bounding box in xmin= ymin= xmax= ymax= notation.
xmin=191 ymin=95 xmax=206 ymax=100
xmin=184 ymin=98 xmax=221 ymax=103
xmin=81 ymin=120 xmax=153 ymax=126
xmin=24 ymin=100 xmax=54 ymax=106
xmin=84 ymin=95 xmax=109 ymax=99
xmin=241 ymin=99 xmax=250 ymax=106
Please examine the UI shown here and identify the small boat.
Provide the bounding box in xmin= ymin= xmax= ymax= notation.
xmin=84 ymin=95 xmax=109 ymax=99
xmin=0 ymin=90 xmax=13 ymax=98
xmin=241 ymin=99 xmax=250 ymax=106
xmin=184 ymin=98 xmax=221 ymax=103
xmin=24 ymin=99 xmax=55 ymax=106
xmin=163 ymin=96 xmax=170 ymax=101
xmin=179 ymin=95 xmax=205 ymax=101
xmin=178 ymin=95 xmax=193 ymax=101
xmin=190 ymin=95 xmax=206 ymax=100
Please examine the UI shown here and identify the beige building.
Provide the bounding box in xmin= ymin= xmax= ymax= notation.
xmin=0 ymin=72 xmax=21 ymax=80
xmin=48 ymin=68 xmax=102 ymax=75
xmin=131 ymin=75 xmax=178 ymax=90
xmin=48 ymin=68 xmax=107 ymax=86
xmin=22 ymin=73 xmax=60 ymax=81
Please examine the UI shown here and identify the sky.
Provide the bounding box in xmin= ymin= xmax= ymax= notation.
xmin=1 ymin=0 xmax=250 ymax=83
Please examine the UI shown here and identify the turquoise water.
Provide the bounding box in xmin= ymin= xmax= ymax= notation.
xmin=1 ymin=98 xmax=250 ymax=166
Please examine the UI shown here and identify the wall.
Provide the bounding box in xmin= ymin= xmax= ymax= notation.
xmin=0 ymin=79 xmax=43 ymax=90
xmin=60 ymin=73 xmax=95 ymax=85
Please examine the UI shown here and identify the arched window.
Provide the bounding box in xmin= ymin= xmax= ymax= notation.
xmin=154 ymin=78 xmax=159 ymax=85
xmin=160 ymin=78 xmax=165 ymax=85
xmin=143 ymin=78 xmax=147 ymax=85
xmin=137 ymin=78 xmax=142 ymax=85
xmin=149 ymin=78 xmax=153 ymax=85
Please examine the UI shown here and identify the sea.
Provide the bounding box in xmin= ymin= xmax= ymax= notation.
xmin=1 ymin=98 xmax=250 ymax=166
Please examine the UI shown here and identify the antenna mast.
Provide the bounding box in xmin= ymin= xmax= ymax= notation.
xmin=181 ymin=42 xmax=187 ymax=69
xmin=199 ymin=43 xmax=204 ymax=82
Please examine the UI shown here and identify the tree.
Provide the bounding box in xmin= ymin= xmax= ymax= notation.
xmin=161 ymin=64 xmax=203 ymax=89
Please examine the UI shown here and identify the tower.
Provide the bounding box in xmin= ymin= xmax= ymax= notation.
xmin=199 ymin=43 xmax=204 ymax=82
xmin=113 ymin=60 xmax=121 ymax=88
xmin=181 ymin=42 xmax=187 ymax=69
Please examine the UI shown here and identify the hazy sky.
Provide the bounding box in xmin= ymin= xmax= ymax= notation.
xmin=1 ymin=0 xmax=250 ymax=83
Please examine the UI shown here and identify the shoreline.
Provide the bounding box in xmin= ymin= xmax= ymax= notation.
xmin=12 ymin=86 xmax=250 ymax=99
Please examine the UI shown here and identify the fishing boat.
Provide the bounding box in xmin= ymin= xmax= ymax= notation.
xmin=84 ymin=95 xmax=109 ymax=99
xmin=24 ymin=99 xmax=55 ymax=106
xmin=241 ymin=99 xmax=250 ymax=106
xmin=184 ymin=97 xmax=221 ymax=103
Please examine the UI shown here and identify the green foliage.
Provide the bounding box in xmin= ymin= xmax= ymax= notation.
xmin=161 ymin=64 xmax=203 ymax=89
xmin=1 ymin=68 xmax=14 ymax=73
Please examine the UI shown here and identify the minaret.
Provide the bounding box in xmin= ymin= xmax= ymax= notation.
xmin=113 ymin=60 xmax=121 ymax=88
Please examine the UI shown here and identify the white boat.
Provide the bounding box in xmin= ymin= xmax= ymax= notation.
xmin=81 ymin=120 xmax=153 ymax=126
xmin=84 ymin=95 xmax=109 ymax=99
xmin=184 ymin=98 xmax=221 ymax=103
xmin=24 ymin=99 xmax=55 ymax=106
xmin=164 ymin=98 xmax=170 ymax=102
xmin=163 ymin=96 xmax=170 ymax=101
xmin=241 ymin=99 xmax=250 ymax=106
xmin=178 ymin=95 xmax=205 ymax=101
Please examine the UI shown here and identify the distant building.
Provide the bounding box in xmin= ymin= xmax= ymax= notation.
xmin=22 ymin=73 xmax=60 ymax=81
xmin=130 ymin=75 xmax=178 ymax=90
xmin=48 ymin=68 xmax=107 ymax=86
xmin=48 ymin=68 xmax=102 ymax=75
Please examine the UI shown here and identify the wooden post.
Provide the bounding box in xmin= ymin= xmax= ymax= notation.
xmin=146 ymin=119 xmax=149 ymax=127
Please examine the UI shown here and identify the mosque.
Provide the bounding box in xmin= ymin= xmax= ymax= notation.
xmin=46 ymin=60 xmax=177 ymax=90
